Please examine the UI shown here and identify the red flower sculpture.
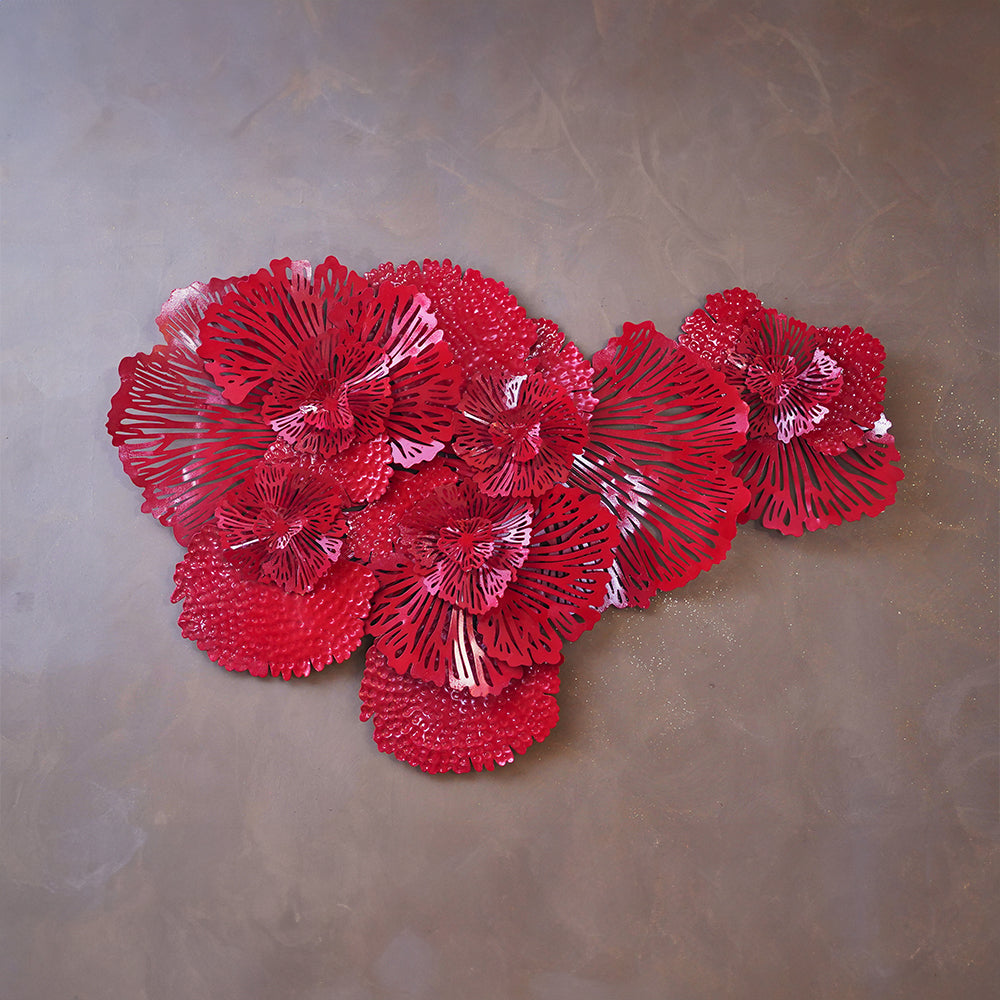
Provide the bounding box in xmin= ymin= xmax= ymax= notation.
xmin=367 ymin=480 xmax=617 ymax=696
xmin=109 ymin=259 xmax=899 ymax=773
xmin=679 ymin=289 xmax=902 ymax=535
xmin=215 ymin=461 xmax=348 ymax=594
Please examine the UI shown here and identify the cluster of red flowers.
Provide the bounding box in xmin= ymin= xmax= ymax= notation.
xmin=108 ymin=261 xmax=900 ymax=773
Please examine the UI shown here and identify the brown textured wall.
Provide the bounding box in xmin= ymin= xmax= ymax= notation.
xmin=1 ymin=1 xmax=997 ymax=998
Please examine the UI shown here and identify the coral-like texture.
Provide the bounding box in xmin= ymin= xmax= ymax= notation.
xmin=360 ymin=648 xmax=561 ymax=774
xmin=172 ymin=525 xmax=376 ymax=679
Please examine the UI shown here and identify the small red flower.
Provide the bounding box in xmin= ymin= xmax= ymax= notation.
xmin=367 ymin=483 xmax=618 ymax=695
xmin=730 ymin=312 xmax=844 ymax=443
xmin=453 ymin=372 xmax=587 ymax=497
xmin=397 ymin=483 xmax=533 ymax=613
xmin=261 ymin=334 xmax=393 ymax=458
xmin=679 ymin=289 xmax=902 ymax=535
xmin=679 ymin=289 xmax=886 ymax=455
xmin=215 ymin=462 xmax=348 ymax=594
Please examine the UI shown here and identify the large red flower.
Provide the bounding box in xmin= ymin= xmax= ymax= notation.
xmin=367 ymin=483 xmax=618 ymax=696
xmin=360 ymin=648 xmax=561 ymax=774
xmin=679 ymin=289 xmax=902 ymax=534
xmin=198 ymin=257 xmax=460 ymax=467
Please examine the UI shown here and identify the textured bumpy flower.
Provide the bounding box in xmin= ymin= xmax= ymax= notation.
xmin=679 ymin=288 xmax=902 ymax=534
xmin=360 ymin=648 xmax=561 ymax=774
xmin=172 ymin=524 xmax=376 ymax=680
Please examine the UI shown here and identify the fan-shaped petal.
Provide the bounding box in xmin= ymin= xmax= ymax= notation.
xmin=382 ymin=340 xmax=461 ymax=467
xmin=359 ymin=648 xmax=560 ymax=774
xmin=568 ymin=322 xmax=749 ymax=607
xmin=156 ymin=274 xmax=245 ymax=352
xmin=107 ymin=344 xmax=275 ymax=545
xmin=171 ymin=525 xmax=376 ymax=678
xmin=478 ymin=487 xmax=619 ymax=666
xmin=731 ymin=432 xmax=903 ymax=535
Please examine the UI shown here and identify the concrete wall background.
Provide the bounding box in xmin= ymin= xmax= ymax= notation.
xmin=2 ymin=1 xmax=997 ymax=997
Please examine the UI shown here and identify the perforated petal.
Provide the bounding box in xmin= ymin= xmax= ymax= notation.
xmin=382 ymin=340 xmax=461 ymax=467
xmin=590 ymin=323 xmax=748 ymax=465
xmin=731 ymin=433 xmax=903 ymax=535
xmin=108 ymin=343 xmax=275 ymax=545
xmin=367 ymin=571 xmax=524 ymax=695
xmin=198 ymin=256 xmax=370 ymax=403
xmin=172 ymin=525 xmax=377 ymax=679
xmin=478 ymin=487 xmax=619 ymax=666
xmin=569 ymin=322 xmax=749 ymax=607
xmin=156 ymin=274 xmax=245 ymax=352
xmin=360 ymin=648 xmax=560 ymax=774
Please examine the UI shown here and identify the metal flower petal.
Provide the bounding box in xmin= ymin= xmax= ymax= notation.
xmin=360 ymin=648 xmax=560 ymax=774
xmin=568 ymin=322 xmax=749 ymax=608
xmin=172 ymin=525 xmax=377 ymax=679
